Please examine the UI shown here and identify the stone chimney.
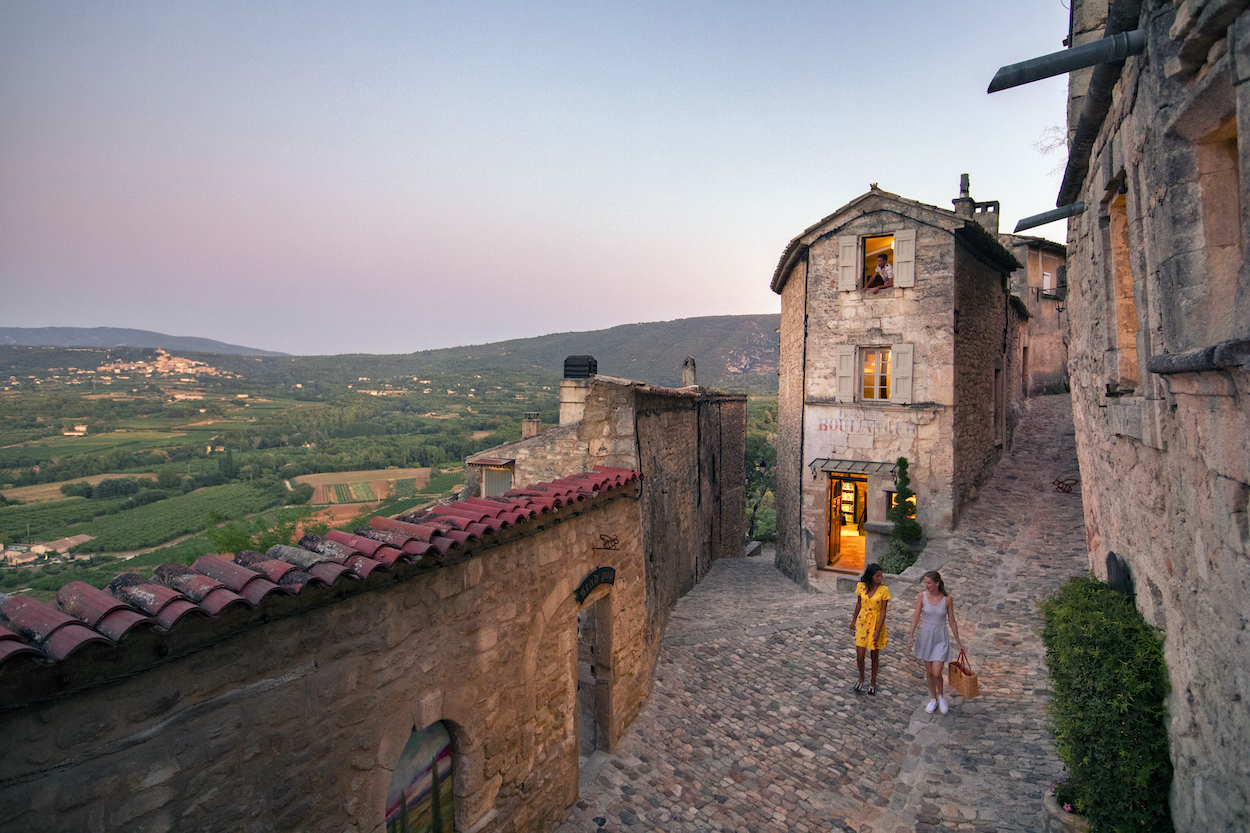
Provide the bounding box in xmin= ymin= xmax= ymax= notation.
xmin=952 ymin=173 xmax=975 ymax=219
xmin=521 ymin=412 xmax=541 ymax=439
xmin=682 ymin=356 xmax=697 ymax=387
xmin=559 ymin=355 xmax=596 ymax=425
xmin=951 ymin=173 xmax=1000 ymax=235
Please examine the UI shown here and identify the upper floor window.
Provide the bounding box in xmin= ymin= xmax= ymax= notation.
xmin=836 ymin=229 xmax=916 ymax=292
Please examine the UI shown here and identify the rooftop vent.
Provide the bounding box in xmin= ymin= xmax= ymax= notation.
xmin=563 ymin=356 xmax=597 ymax=379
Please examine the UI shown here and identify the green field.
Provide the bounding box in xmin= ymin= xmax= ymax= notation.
xmin=422 ymin=471 xmax=465 ymax=494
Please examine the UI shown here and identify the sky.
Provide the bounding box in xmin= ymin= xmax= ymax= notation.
xmin=1 ymin=1 xmax=1074 ymax=357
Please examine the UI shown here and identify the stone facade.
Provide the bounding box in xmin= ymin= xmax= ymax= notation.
xmin=1001 ymin=235 xmax=1070 ymax=395
xmin=1049 ymin=1 xmax=1250 ymax=828
xmin=770 ymin=184 xmax=1042 ymax=584
xmin=0 ymin=483 xmax=663 ymax=833
xmin=467 ymin=376 xmax=747 ymax=642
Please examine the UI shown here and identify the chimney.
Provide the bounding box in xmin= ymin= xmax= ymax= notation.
xmin=952 ymin=173 xmax=975 ymax=219
xmin=682 ymin=356 xmax=697 ymax=387
xmin=952 ymin=173 xmax=1001 ymax=235
xmin=521 ymin=412 xmax=541 ymax=439
xmin=559 ymin=355 xmax=595 ymax=425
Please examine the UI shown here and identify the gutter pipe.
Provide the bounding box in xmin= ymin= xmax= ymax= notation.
xmin=987 ymin=29 xmax=1146 ymax=93
xmin=1013 ymin=201 xmax=1085 ymax=233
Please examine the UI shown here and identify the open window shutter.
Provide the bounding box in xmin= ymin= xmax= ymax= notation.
xmin=890 ymin=343 xmax=914 ymax=404
xmin=835 ymin=345 xmax=856 ymax=402
xmin=837 ymin=236 xmax=859 ymax=291
xmin=893 ymin=228 xmax=916 ymax=287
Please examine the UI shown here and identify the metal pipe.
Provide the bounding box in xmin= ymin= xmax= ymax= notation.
xmin=1014 ymin=202 xmax=1084 ymax=233
xmin=987 ymin=29 xmax=1146 ymax=93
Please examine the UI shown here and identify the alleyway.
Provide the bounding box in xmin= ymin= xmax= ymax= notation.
xmin=558 ymin=394 xmax=1088 ymax=833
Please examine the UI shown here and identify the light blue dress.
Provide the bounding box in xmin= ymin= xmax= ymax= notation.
xmin=912 ymin=593 xmax=953 ymax=662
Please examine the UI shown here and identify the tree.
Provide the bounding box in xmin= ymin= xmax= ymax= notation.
xmin=745 ymin=432 xmax=777 ymax=540
xmin=887 ymin=456 xmax=922 ymax=541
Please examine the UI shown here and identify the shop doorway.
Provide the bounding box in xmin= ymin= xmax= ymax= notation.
xmin=826 ymin=474 xmax=867 ymax=573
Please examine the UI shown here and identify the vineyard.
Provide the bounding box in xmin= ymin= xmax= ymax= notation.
xmin=57 ymin=483 xmax=288 ymax=553
xmin=0 ymin=497 xmax=129 ymax=542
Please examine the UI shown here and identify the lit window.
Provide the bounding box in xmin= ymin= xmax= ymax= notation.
xmin=835 ymin=344 xmax=914 ymax=404
xmin=863 ymin=235 xmax=895 ymax=291
xmin=862 ymin=348 xmax=892 ymax=400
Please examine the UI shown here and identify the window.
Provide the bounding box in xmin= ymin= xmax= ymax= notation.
xmin=834 ymin=343 xmax=913 ymax=404
xmin=862 ymin=348 xmax=891 ymax=400
xmin=1043 ymin=271 xmax=1053 ymax=291
xmin=483 ymin=464 xmax=513 ymax=497
xmin=1100 ymin=173 xmax=1139 ymax=392
xmin=887 ymin=490 xmax=916 ymax=513
xmin=836 ymin=229 xmax=916 ymax=291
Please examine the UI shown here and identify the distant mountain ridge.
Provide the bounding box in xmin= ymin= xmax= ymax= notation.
xmin=0 ymin=327 xmax=288 ymax=357
xmin=0 ymin=316 xmax=781 ymax=392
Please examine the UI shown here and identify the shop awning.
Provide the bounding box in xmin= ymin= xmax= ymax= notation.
xmin=808 ymin=458 xmax=897 ymax=478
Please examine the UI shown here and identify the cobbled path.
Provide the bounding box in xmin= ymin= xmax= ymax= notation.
xmin=557 ymin=395 xmax=1088 ymax=833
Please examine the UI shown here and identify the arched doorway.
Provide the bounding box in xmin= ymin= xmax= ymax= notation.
xmin=576 ymin=592 xmax=612 ymax=765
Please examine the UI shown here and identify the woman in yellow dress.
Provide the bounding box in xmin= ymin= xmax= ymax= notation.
xmin=850 ymin=562 xmax=891 ymax=694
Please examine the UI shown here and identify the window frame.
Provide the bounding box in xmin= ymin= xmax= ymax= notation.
xmin=834 ymin=343 xmax=913 ymax=404
xmin=836 ymin=229 xmax=916 ymax=292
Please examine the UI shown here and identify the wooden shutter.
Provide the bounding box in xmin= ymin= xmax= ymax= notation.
xmin=890 ymin=343 xmax=914 ymax=404
xmin=893 ymin=228 xmax=916 ymax=287
xmin=837 ymin=236 xmax=859 ymax=291
xmin=835 ymin=345 xmax=856 ymax=402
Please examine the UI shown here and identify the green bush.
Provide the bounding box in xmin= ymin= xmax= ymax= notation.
xmin=879 ymin=538 xmax=916 ymax=574
xmin=1040 ymin=574 xmax=1174 ymax=833
xmin=888 ymin=456 xmax=922 ymax=541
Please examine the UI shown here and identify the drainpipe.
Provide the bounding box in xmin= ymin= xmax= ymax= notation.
xmin=987 ymin=29 xmax=1145 ymax=93
xmin=986 ymin=0 xmax=1145 ymax=208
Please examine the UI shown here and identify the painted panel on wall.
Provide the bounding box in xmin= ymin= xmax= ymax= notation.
xmin=386 ymin=722 xmax=454 ymax=833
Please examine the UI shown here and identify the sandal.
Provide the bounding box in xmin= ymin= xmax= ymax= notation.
xmin=868 ymin=685 xmax=877 ymax=695
xmin=853 ymin=681 xmax=863 ymax=694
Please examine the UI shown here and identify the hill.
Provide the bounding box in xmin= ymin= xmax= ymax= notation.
xmin=1 ymin=315 xmax=781 ymax=392
xmin=0 ymin=327 xmax=287 ymax=357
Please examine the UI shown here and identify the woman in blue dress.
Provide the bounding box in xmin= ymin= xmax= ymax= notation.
xmin=905 ymin=570 xmax=965 ymax=714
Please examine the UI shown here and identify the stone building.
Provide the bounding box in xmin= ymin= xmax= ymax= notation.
xmin=0 ymin=371 xmax=745 ymax=832
xmin=995 ymin=1 xmax=1250 ymax=828
xmin=1000 ymin=234 xmax=1070 ymax=395
xmin=466 ymin=360 xmax=747 ymax=615
xmin=771 ymin=180 xmax=1040 ymax=584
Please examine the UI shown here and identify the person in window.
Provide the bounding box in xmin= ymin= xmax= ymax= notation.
xmin=865 ymin=253 xmax=894 ymax=294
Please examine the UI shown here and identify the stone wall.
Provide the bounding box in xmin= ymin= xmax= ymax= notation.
xmin=0 ymin=489 xmax=650 ymax=833
xmin=1061 ymin=2 xmax=1250 ymax=829
xmin=775 ymin=258 xmax=809 ymax=585
xmin=950 ymin=236 xmax=1012 ymax=526
xmin=467 ymin=378 xmax=746 ymax=643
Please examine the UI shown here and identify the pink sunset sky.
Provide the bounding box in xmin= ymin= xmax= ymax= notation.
xmin=1 ymin=1 xmax=1072 ymax=356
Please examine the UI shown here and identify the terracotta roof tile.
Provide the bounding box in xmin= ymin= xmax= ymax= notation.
xmin=0 ymin=467 xmax=640 ymax=675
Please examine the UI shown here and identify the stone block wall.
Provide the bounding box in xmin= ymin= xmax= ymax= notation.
xmin=1061 ymin=2 xmax=1250 ymax=829
xmin=0 ymin=492 xmax=649 ymax=833
xmin=468 ymin=378 xmax=746 ymax=645
xmin=775 ymin=258 xmax=809 ymax=585
xmin=950 ymin=237 xmax=1011 ymax=525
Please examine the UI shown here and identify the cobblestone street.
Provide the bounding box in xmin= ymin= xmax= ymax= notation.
xmin=558 ymin=394 xmax=1088 ymax=833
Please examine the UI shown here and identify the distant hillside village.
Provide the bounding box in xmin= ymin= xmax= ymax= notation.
xmin=2 ymin=349 xmax=238 ymax=392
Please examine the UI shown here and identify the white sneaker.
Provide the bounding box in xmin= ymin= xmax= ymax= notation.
xmin=925 ymin=698 xmax=937 ymax=713
xmin=938 ymin=696 xmax=949 ymax=714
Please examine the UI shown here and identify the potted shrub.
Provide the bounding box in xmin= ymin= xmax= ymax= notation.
xmin=1039 ymin=575 xmax=1174 ymax=832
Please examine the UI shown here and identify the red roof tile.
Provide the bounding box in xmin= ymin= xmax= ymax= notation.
xmin=0 ymin=467 xmax=640 ymax=674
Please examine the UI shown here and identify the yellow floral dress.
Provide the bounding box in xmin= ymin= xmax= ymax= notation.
xmin=855 ymin=582 xmax=891 ymax=649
